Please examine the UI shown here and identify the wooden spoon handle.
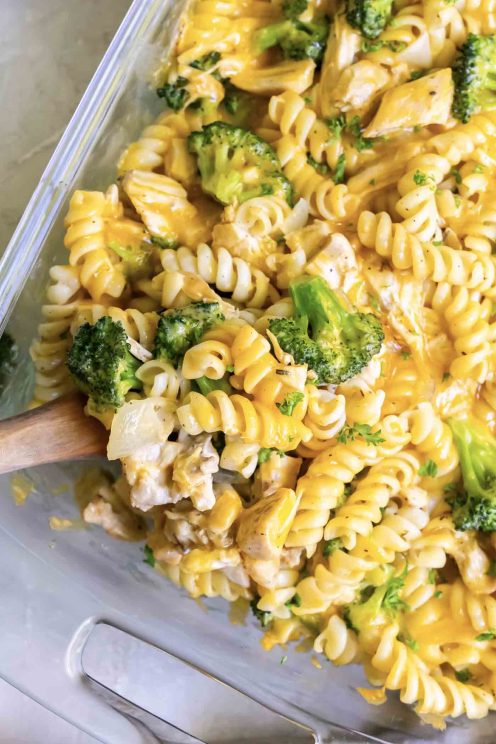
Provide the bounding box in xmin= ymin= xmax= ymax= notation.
xmin=0 ymin=394 xmax=108 ymax=475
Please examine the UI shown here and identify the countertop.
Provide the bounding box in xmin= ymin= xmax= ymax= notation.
xmin=0 ymin=1 xmax=130 ymax=741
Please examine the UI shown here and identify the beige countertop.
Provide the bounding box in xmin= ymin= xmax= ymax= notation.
xmin=0 ymin=1 xmax=130 ymax=740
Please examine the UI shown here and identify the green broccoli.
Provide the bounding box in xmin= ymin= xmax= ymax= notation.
xmin=195 ymin=375 xmax=233 ymax=396
xmin=250 ymin=596 xmax=273 ymax=627
xmin=343 ymin=567 xmax=408 ymax=634
xmin=447 ymin=418 xmax=496 ymax=531
xmin=283 ymin=0 xmax=309 ymax=19
xmin=253 ymin=16 xmax=330 ymax=64
xmin=190 ymin=51 xmax=221 ymax=71
xmin=188 ymin=122 xmax=293 ymax=206
xmin=156 ymin=77 xmax=189 ymax=111
xmin=268 ymin=276 xmax=384 ymax=385
xmin=452 ymin=34 xmax=496 ymax=123
xmin=346 ymin=0 xmax=394 ymax=40
xmin=154 ymin=301 xmax=225 ymax=368
xmin=67 ymin=317 xmax=142 ymax=410
xmin=108 ymin=241 xmax=154 ymax=280
xmin=0 ymin=332 xmax=17 ymax=396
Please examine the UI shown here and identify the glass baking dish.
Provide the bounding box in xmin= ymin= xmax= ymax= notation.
xmin=0 ymin=1 xmax=493 ymax=741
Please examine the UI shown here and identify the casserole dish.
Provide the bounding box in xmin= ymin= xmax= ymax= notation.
xmin=0 ymin=1 xmax=492 ymax=741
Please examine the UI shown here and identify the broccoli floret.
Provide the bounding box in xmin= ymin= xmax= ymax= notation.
xmin=254 ymin=16 xmax=330 ymax=64
xmin=156 ymin=76 xmax=189 ymax=111
xmin=452 ymin=34 xmax=496 ymax=123
xmin=67 ymin=317 xmax=142 ymax=410
xmin=250 ymin=596 xmax=272 ymax=627
xmin=188 ymin=122 xmax=293 ymax=206
xmin=154 ymin=301 xmax=225 ymax=368
xmin=346 ymin=0 xmax=394 ymax=40
xmin=108 ymin=241 xmax=154 ymax=280
xmin=447 ymin=418 xmax=496 ymax=531
xmin=283 ymin=0 xmax=309 ymax=19
xmin=0 ymin=332 xmax=17 ymax=396
xmin=190 ymin=51 xmax=221 ymax=71
xmin=343 ymin=567 xmax=408 ymax=634
xmin=195 ymin=375 xmax=233 ymax=396
xmin=268 ymin=276 xmax=384 ymax=385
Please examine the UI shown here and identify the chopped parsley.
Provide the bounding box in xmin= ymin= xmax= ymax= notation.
xmin=428 ymin=569 xmax=437 ymax=585
xmin=307 ymin=155 xmax=330 ymax=175
xmin=337 ymin=423 xmax=385 ymax=446
xmin=362 ymin=39 xmax=407 ymax=53
xmin=413 ymin=170 xmax=428 ymax=185
xmin=455 ymin=669 xmax=471 ymax=683
xmin=450 ymin=167 xmax=462 ymax=185
xmin=143 ymin=545 xmax=155 ymax=567
xmin=150 ymin=235 xmax=179 ymax=249
xmin=418 ymin=459 xmax=438 ymax=477
xmin=475 ymin=631 xmax=496 ymax=642
xmin=488 ymin=560 xmax=496 ymax=578
xmin=400 ymin=349 xmax=411 ymax=360
xmin=323 ymin=538 xmax=342 ymax=557
xmin=257 ymin=448 xmax=285 ymax=464
xmin=250 ymin=597 xmax=273 ymax=628
xmin=332 ymin=153 xmax=346 ymax=184
xmin=285 ymin=593 xmax=302 ymax=608
xmin=276 ymin=392 xmax=305 ymax=416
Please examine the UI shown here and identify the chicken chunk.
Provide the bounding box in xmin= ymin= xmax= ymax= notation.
xmin=364 ymin=69 xmax=453 ymax=137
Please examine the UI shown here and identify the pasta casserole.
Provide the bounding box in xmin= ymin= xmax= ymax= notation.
xmin=29 ymin=0 xmax=496 ymax=728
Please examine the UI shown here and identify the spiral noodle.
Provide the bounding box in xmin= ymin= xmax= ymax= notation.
xmin=408 ymin=514 xmax=457 ymax=568
xmin=230 ymin=324 xmax=307 ymax=407
xmin=401 ymin=402 xmax=459 ymax=476
xmin=30 ymin=266 xmax=81 ymax=404
xmin=136 ymin=359 xmax=191 ymax=401
xmin=370 ymin=624 xmax=493 ymax=719
xmin=160 ymin=562 xmax=250 ymax=601
xmin=430 ymin=111 xmax=496 ymax=166
xmin=286 ymin=416 xmax=410 ymax=557
xmin=63 ymin=186 xmax=126 ymax=301
xmin=431 ymin=283 xmax=493 ymax=383
xmin=314 ymin=614 xmax=361 ymax=665
xmin=324 ymin=451 xmax=422 ymax=550
xmin=273 ymin=135 xmax=359 ymax=221
xmin=298 ymin=387 xmax=346 ymax=457
xmin=358 ymin=211 xmax=496 ymax=290
xmin=447 ymin=579 xmax=496 ymax=634
xmin=182 ymin=340 xmax=233 ymax=380
xmin=177 ymin=390 xmax=311 ymax=450
xmin=256 ymin=567 xmax=300 ymax=619
xmin=159 ymin=243 xmax=278 ymax=308
xmin=294 ymin=502 xmax=428 ymax=614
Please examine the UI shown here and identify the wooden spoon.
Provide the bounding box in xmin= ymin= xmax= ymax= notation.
xmin=0 ymin=394 xmax=108 ymax=476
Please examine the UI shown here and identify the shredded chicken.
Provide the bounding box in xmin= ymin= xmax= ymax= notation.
xmin=452 ymin=532 xmax=496 ymax=595
xmin=172 ymin=434 xmax=219 ymax=511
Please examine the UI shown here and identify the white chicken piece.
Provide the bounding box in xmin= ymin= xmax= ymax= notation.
xmin=76 ymin=469 xmax=146 ymax=540
xmin=330 ymin=60 xmax=392 ymax=115
xmin=123 ymin=441 xmax=185 ymax=512
xmin=212 ymin=220 xmax=277 ymax=273
xmin=254 ymin=453 xmax=302 ymax=499
xmin=319 ymin=14 xmax=362 ymax=117
xmin=231 ymin=60 xmax=316 ymax=96
xmin=237 ymin=488 xmax=299 ymax=588
xmin=172 ymin=434 xmax=220 ymax=512
xmin=83 ymin=498 xmax=145 ymax=541
xmin=452 ymin=532 xmax=496 ymax=595
xmin=306 ymin=233 xmax=359 ymax=293
xmin=364 ymin=69 xmax=453 ymax=137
